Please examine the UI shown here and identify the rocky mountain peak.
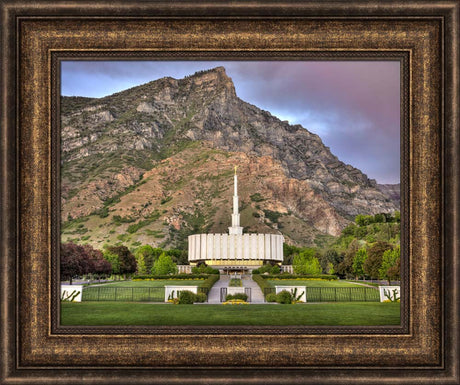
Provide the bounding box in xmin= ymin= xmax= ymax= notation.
xmin=60 ymin=67 xmax=399 ymax=249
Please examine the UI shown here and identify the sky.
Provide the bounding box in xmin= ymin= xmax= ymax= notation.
xmin=61 ymin=61 xmax=400 ymax=184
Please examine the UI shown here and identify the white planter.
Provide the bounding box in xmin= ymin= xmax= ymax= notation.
xmin=379 ymin=286 xmax=400 ymax=302
xmin=227 ymin=286 xmax=246 ymax=295
xmin=164 ymin=285 xmax=198 ymax=302
xmin=61 ymin=285 xmax=84 ymax=302
xmin=275 ymin=286 xmax=307 ymax=302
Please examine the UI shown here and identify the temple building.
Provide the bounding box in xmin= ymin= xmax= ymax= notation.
xmin=188 ymin=167 xmax=284 ymax=273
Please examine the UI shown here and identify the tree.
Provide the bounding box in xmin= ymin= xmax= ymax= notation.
xmin=104 ymin=245 xmax=137 ymax=278
xmin=103 ymin=247 xmax=121 ymax=275
xmin=136 ymin=253 xmax=148 ymax=275
xmin=379 ymin=246 xmax=400 ymax=284
xmin=374 ymin=213 xmax=386 ymax=223
xmin=341 ymin=223 xmax=357 ymax=236
xmin=134 ymin=245 xmax=156 ymax=273
xmin=292 ymin=249 xmax=322 ymax=275
xmin=363 ymin=241 xmax=393 ymax=279
xmin=61 ymin=242 xmax=88 ymax=285
xmin=386 ymin=257 xmax=400 ymax=283
xmin=84 ymin=245 xmax=111 ymax=280
xmin=352 ymin=248 xmax=368 ymax=280
xmin=336 ymin=239 xmax=359 ymax=279
xmin=283 ymin=244 xmax=302 ymax=265
xmin=355 ymin=214 xmax=374 ymax=226
xmin=152 ymin=253 xmax=177 ymax=275
xmin=61 ymin=242 xmax=111 ymax=284
xmin=166 ymin=248 xmax=188 ymax=265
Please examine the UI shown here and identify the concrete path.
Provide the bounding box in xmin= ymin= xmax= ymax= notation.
xmin=207 ymin=275 xmax=266 ymax=304
xmin=242 ymin=276 xmax=265 ymax=303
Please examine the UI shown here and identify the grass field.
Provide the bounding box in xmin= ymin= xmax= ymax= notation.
xmin=266 ymin=279 xmax=380 ymax=302
xmin=82 ymin=280 xmax=204 ymax=302
xmin=61 ymin=302 xmax=400 ymax=326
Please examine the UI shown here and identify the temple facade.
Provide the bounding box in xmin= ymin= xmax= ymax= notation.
xmin=188 ymin=167 xmax=284 ymax=273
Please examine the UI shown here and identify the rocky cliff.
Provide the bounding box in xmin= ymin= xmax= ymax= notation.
xmin=61 ymin=67 xmax=398 ymax=250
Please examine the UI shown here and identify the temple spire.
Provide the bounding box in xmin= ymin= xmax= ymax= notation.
xmin=228 ymin=166 xmax=243 ymax=235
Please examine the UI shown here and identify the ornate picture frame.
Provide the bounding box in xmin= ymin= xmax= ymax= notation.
xmin=1 ymin=1 xmax=458 ymax=384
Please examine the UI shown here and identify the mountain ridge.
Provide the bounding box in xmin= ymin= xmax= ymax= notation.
xmin=60 ymin=66 xmax=399 ymax=250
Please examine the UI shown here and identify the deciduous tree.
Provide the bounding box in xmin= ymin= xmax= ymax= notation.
xmin=363 ymin=241 xmax=393 ymax=279
xmin=352 ymin=248 xmax=368 ymax=280
xmin=152 ymin=253 xmax=177 ymax=275
xmin=379 ymin=246 xmax=400 ymax=284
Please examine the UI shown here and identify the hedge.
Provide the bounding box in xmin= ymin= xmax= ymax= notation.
xmin=132 ymin=274 xmax=210 ymax=280
xmin=199 ymin=274 xmax=219 ymax=293
xmin=258 ymin=274 xmax=338 ymax=280
xmin=252 ymin=274 xmax=272 ymax=296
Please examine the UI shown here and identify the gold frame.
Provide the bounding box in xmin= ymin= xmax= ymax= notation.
xmin=1 ymin=1 xmax=459 ymax=383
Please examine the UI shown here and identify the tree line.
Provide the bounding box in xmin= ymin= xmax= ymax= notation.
xmin=60 ymin=243 xmax=185 ymax=283
xmin=284 ymin=212 xmax=401 ymax=283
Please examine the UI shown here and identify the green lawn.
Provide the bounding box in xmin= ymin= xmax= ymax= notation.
xmin=82 ymin=280 xmax=204 ymax=302
xmin=61 ymin=302 xmax=400 ymax=326
xmin=266 ymin=279 xmax=380 ymax=302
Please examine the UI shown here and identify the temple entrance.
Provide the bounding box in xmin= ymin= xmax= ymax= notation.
xmin=219 ymin=266 xmax=253 ymax=276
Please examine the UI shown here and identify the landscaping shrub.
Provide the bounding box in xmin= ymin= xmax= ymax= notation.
xmin=258 ymin=264 xmax=273 ymax=274
xmin=265 ymin=293 xmax=278 ymax=303
xmin=192 ymin=265 xmax=220 ymax=274
xmin=132 ymin=274 xmax=210 ymax=280
xmin=252 ymin=269 xmax=260 ymax=274
xmin=199 ymin=274 xmax=219 ymax=294
xmin=270 ymin=265 xmax=281 ymax=275
xmin=229 ymin=278 xmax=242 ymax=287
xmin=226 ymin=293 xmax=248 ymax=301
xmin=276 ymin=290 xmax=293 ymax=304
xmin=252 ymin=274 xmax=272 ymax=295
xmin=258 ymin=274 xmax=338 ymax=280
xmin=178 ymin=290 xmax=196 ymax=304
xmin=195 ymin=292 xmax=207 ymax=303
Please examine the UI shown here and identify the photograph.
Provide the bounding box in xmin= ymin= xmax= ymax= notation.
xmin=2 ymin=1 xmax=458 ymax=383
xmin=59 ymin=61 xmax=402 ymax=327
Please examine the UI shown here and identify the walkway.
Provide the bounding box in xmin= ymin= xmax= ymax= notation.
xmin=207 ymin=275 xmax=229 ymax=304
xmin=242 ymin=276 xmax=265 ymax=303
xmin=207 ymin=275 xmax=265 ymax=304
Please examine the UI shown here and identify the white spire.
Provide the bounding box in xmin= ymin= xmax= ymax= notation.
xmin=229 ymin=166 xmax=243 ymax=235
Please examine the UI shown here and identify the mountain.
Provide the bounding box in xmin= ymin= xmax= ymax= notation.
xmin=60 ymin=67 xmax=398 ymax=250
xmin=376 ymin=184 xmax=400 ymax=208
